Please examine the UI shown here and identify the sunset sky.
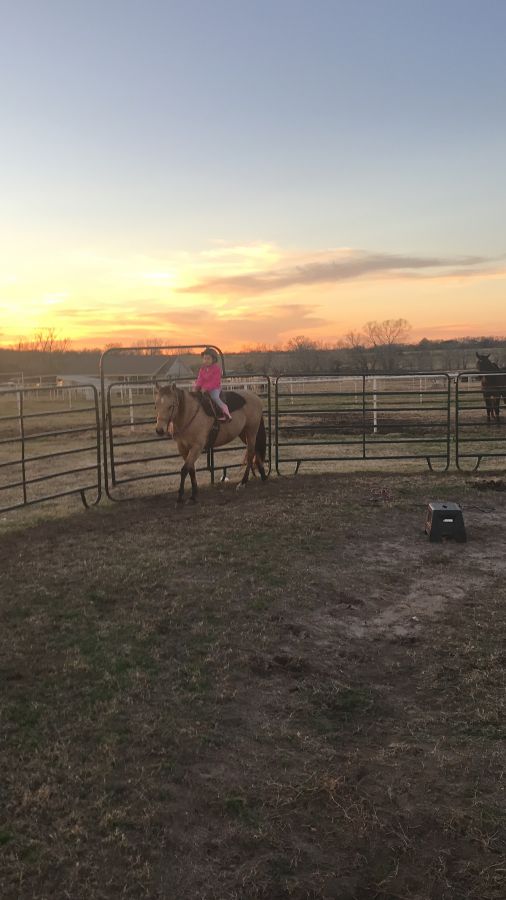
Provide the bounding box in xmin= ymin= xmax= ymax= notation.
xmin=1 ymin=0 xmax=505 ymax=350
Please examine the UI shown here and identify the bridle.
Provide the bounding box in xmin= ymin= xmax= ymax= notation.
xmin=155 ymin=394 xmax=179 ymax=433
xmin=156 ymin=389 xmax=202 ymax=438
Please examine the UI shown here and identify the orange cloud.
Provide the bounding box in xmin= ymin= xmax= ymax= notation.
xmin=179 ymin=250 xmax=502 ymax=298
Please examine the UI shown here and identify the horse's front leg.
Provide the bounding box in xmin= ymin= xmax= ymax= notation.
xmin=177 ymin=463 xmax=189 ymax=504
xmin=177 ymin=445 xmax=204 ymax=505
xmin=188 ymin=466 xmax=199 ymax=503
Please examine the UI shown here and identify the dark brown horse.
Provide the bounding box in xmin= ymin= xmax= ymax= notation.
xmin=476 ymin=353 xmax=506 ymax=423
xmin=155 ymin=383 xmax=268 ymax=503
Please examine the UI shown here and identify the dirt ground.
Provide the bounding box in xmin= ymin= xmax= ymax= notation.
xmin=1 ymin=471 xmax=506 ymax=900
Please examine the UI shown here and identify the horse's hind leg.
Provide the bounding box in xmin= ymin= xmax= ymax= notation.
xmin=255 ymin=459 xmax=267 ymax=482
xmin=237 ymin=432 xmax=255 ymax=489
xmin=239 ymin=461 xmax=251 ymax=488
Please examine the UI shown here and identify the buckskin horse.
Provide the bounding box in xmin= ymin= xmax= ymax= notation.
xmin=154 ymin=383 xmax=268 ymax=503
xmin=476 ymin=352 xmax=506 ymax=423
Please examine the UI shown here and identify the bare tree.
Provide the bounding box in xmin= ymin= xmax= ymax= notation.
xmin=362 ymin=319 xmax=411 ymax=372
xmin=285 ymin=335 xmax=323 ymax=373
xmin=285 ymin=335 xmax=318 ymax=352
xmin=135 ymin=337 xmax=170 ymax=356
xmin=16 ymin=328 xmax=71 ymax=353
xmin=240 ymin=343 xmax=280 ymax=375
xmin=363 ymin=318 xmax=411 ymax=347
xmin=342 ymin=330 xmax=365 ymax=349
xmin=342 ymin=331 xmax=372 ymax=373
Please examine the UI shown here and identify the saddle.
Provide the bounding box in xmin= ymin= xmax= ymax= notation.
xmin=192 ymin=390 xmax=247 ymax=450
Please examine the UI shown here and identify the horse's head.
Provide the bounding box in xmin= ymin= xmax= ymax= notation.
xmin=476 ymin=352 xmax=496 ymax=372
xmin=154 ymin=382 xmax=179 ymax=435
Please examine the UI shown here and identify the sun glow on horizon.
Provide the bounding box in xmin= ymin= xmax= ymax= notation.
xmin=2 ymin=242 xmax=506 ymax=351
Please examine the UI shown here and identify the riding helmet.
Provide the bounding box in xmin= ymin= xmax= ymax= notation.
xmin=201 ymin=347 xmax=218 ymax=363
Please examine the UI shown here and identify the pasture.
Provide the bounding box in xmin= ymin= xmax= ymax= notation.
xmin=1 ymin=470 xmax=506 ymax=900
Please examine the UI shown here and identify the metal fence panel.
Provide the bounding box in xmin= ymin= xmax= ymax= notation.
xmin=5 ymin=365 xmax=506 ymax=516
xmin=455 ymin=372 xmax=506 ymax=471
xmin=0 ymin=384 xmax=101 ymax=513
xmin=275 ymin=373 xmax=451 ymax=474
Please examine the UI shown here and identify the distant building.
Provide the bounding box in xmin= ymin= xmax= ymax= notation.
xmin=156 ymin=356 xmax=194 ymax=381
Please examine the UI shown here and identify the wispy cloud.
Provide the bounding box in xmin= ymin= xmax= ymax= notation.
xmin=179 ymin=250 xmax=502 ymax=298
xmin=51 ymin=300 xmax=327 ymax=347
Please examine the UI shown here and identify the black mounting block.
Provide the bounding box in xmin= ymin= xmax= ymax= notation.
xmin=425 ymin=502 xmax=467 ymax=543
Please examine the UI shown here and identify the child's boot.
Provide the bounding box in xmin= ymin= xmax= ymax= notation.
xmin=219 ymin=403 xmax=232 ymax=422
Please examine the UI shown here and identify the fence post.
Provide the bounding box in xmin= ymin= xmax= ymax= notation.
xmin=18 ymin=390 xmax=27 ymax=504
xmin=373 ymin=377 xmax=378 ymax=434
xmin=129 ymin=388 xmax=134 ymax=432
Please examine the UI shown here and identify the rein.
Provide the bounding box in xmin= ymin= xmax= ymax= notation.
xmin=173 ymin=403 xmax=201 ymax=439
xmin=169 ymin=396 xmax=201 ymax=438
xmin=159 ymin=388 xmax=220 ymax=444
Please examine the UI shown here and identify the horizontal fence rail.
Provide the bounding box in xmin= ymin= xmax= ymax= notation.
xmin=0 ymin=384 xmax=101 ymax=513
xmin=275 ymin=373 xmax=452 ymax=474
xmin=456 ymin=371 xmax=506 ymax=471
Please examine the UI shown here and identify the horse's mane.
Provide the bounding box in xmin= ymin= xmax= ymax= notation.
xmin=476 ymin=354 xmax=500 ymax=372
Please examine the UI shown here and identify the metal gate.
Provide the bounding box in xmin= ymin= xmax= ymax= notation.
xmin=455 ymin=372 xmax=506 ymax=471
xmin=100 ymin=344 xmax=224 ymax=500
xmin=0 ymin=384 xmax=101 ymax=513
xmin=104 ymin=375 xmax=271 ymax=498
xmin=100 ymin=345 xmax=271 ymax=499
xmin=275 ymin=373 xmax=451 ymax=474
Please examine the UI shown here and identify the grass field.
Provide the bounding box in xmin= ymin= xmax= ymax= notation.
xmin=1 ymin=471 xmax=506 ymax=899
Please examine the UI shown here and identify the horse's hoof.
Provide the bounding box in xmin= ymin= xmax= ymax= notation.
xmin=176 ymin=497 xmax=185 ymax=507
xmin=236 ymin=482 xmax=246 ymax=491
xmin=189 ymin=496 xmax=198 ymax=504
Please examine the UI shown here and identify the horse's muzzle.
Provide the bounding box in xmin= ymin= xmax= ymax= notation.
xmin=155 ymin=426 xmax=166 ymax=436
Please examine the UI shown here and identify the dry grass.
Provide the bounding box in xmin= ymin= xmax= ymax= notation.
xmin=1 ymin=472 xmax=506 ymax=899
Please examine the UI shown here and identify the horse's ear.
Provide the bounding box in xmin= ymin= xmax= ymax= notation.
xmin=170 ymin=382 xmax=177 ymax=391
xmin=154 ymin=380 xmax=161 ymax=391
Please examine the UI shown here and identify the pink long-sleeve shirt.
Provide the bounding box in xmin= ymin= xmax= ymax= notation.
xmin=194 ymin=363 xmax=222 ymax=392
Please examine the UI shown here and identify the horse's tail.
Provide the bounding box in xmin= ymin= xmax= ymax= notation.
xmin=254 ymin=416 xmax=267 ymax=467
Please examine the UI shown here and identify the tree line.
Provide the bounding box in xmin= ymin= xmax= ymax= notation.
xmin=2 ymin=323 xmax=506 ymax=377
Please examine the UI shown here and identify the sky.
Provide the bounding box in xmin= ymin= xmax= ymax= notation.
xmin=1 ymin=0 xmax=505 ymax=351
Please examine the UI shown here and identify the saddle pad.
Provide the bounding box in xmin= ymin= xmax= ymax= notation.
xmin=192 ymin=390 xmax=247 ymax=416
xmin=222 ymin=391 xmax=247 ymax=412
